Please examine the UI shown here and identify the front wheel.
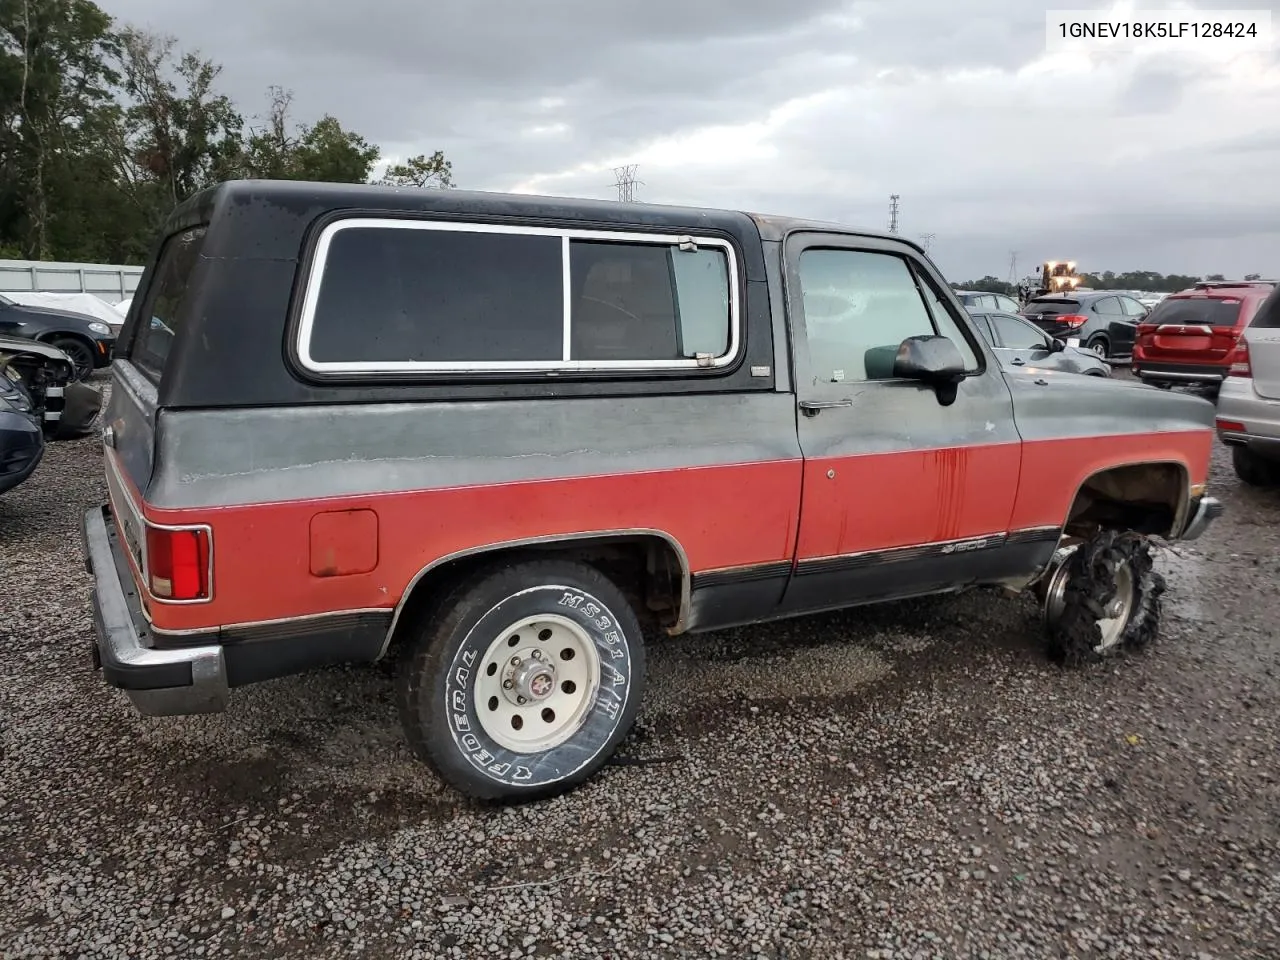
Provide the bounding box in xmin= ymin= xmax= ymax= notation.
xmin=48 ymin=337 xmax=95 ymax=381
xmin=396 ymin=558 xmax=646 ymax=801
xmin=1043 ymin=530 xmax=1165 ymax=666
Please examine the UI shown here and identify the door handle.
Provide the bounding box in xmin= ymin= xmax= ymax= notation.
xmin=1010 ymin=358 xmax=1026 ymax=365
xmin=799 ymin=398 xmax=853 ymax=414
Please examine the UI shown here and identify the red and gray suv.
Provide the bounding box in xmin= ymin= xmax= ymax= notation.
xmin=1132 ymin=280 xmax=1276 ymax=394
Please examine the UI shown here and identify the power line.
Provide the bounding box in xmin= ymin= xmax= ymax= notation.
xmin=613 ymin=165 xmax=642 ymax=203
xmin=888 ymin=194 xmax=900 ymax=233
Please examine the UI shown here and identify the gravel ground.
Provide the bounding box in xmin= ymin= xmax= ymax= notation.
xmin=2 ymin=374 xmax=1279 ymax=959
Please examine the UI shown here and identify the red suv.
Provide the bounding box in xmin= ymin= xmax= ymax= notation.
xmin=1132 ymin=281 xmax=1276 ymax=393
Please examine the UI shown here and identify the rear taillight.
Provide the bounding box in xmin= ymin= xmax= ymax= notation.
xmin=1059 ymin=314 xmax=1088 ymax=328
xmin=1216 ymin=418 xmax=1246 ymax=433
xmin=1228 ymin=339 xmax=1252 ymax=377
xmin=1211 ymin=326 xmax=1239 ymax=338
xmin=1137 ymin=323 xmax=1156 ymax=336
xmin=145 ymin=525 xmax=212 ymax=600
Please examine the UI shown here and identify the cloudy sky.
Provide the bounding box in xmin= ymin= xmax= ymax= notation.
xmin=103 ymin=0 xmax=1280 ymax=282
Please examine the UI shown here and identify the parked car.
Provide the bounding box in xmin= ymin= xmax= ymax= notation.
xmin=966 ymin=308 xmax=1111 ymax=377
xmin=955 ymin=290 xmax=1022 ymax=313
xmin=1215 ymin=283 xmax=1280 ymax=485
xmin=1132 ymin=281 xmax=1278 ymax=395
xmin=0 ymin=352 xmax=46 ymax=496
xmin=1020 ymin=291 xmax=1149 ymax=361
xmin=0 ymin=291 xmax=116 ymax=381
xmin=81 ymin=180 xmax=1221 ymax=802
xmin=0 ymin=335 xmax=103 ymax=440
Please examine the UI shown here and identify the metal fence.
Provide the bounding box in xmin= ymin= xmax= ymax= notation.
xmin=0 ymin=258 xmax=143 ymax=302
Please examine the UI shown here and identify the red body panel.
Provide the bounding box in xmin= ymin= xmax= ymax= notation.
xmin=795 ymin=442 xmax=1022 ymax=559
xmin=113 ymin=427 xmax=1213 ymax=635
xmin=1009 ymin=431 xmax=1210 ymax=530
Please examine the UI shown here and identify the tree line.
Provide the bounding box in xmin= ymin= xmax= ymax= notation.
xmin=0 ymin=0 xmax=454 ymax=265
xmin=954 ymin=270 xmax=1267 ymax=297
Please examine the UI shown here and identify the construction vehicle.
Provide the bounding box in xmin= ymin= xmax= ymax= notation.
xmin=1038 ymin=260 xmax=1081 ymax=295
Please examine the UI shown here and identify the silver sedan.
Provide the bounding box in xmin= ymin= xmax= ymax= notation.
xmin=966 ymin=309 xmax=1111 ymax=377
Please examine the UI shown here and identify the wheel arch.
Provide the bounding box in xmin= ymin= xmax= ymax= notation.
xmin=1062 ymin=458 xmax=1191 ymax=541
xmin=378 ymin=528 xmax=692 ymax=659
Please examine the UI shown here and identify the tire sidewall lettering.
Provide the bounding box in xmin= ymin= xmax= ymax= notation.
xmin=442 ymin=583 xmax=633 ymax=789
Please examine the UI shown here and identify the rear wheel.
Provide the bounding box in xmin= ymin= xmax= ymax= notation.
xmin=1232 ymin=446 xmax=1280 ymax=487
xmin=1043 ymin=530 xmax=1164 ymax=667
xmin=396 ymin=558 xmax=646 ymax=801
xmin=1085 ymin=335 xmax=1110 ymax=360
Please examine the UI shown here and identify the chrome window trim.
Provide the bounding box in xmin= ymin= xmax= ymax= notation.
xmin=295 ymin=217 xmax=742 ymax=375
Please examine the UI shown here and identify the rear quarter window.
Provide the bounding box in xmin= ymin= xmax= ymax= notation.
xmin=298 ymin=219 xmax=738 ymax=374
xmin=1248 ymin=287 xmax=1280 ymax=328
xmin=130 ymin=226 xmax=208 ymax=382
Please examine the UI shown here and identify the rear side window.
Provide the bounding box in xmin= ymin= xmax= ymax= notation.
xmin=1249 ymin=287 xmax=1280 ymax=328
xmin=131 ymin=226 xmax=207 ymax=382
xmin=298 ymin=220 xmax=738 ymax=374
xmin=1024 ymin=299 xmax=1079 ymax=315
xmin=1146 ymin=297 xmax=1242 ymax=327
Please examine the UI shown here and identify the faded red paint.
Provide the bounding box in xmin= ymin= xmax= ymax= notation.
xmin=1008 ymin=431 xmax=1211 ymax=530
xmin=794 ymin=442 xmax=1021 ymax=560
xmin=119 ymin=428 xmax=1212 ymax=634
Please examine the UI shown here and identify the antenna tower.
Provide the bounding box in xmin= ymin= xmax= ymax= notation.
xmin=920 ymin=232 xmax=936 ymax=255
xmin=1007 ymin=251 xmax=1019 ymax=285
xmin=613 ymin=165 xmax=642 ymax=203
xmin=888 ymin=194 xmax=900 ymax=233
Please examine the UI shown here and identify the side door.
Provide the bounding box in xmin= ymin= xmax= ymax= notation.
xmin=777 ymin=234 xmax=1031 ymax=616
xmin=1115 ymin=296 xmax=1147 ymax=352
xmin=0 ymin=300 xmax=24 ymax=338
xmin=1092 ymin=296 xmax=1128 ymax=351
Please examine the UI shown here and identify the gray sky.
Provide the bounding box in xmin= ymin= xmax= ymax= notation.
xmin=105 ymin=0 xmax=1280 ymax=281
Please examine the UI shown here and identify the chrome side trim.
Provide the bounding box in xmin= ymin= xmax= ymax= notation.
xmin=375 ymin=528 xmax=693 ymax=659
xmin=294 ymin=218 xmax=742 ymax=376
xmin=149 ymin=607 xmax=393 ymax=638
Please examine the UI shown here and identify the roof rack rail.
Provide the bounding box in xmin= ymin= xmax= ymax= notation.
xmin=1194 ymin=279 xmax=1277 ymax=288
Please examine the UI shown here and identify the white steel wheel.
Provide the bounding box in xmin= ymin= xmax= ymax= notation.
xmin=1092 ymin=560 xmax=1135 ymax=654
xmin=472 ymin=614 xmax=600 ymax=753
xmin=396 ymin=558 xmax=647 ymax=801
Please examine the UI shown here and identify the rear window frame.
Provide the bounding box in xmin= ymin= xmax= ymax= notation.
xmin=1023 ymin=298 xmax=1081 ymax=315
xmin=291 ymin=215 xmax=744 ymax=380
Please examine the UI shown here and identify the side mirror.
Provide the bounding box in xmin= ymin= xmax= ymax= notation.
xmin=893 ymin=335 xmax=968 ymax=405
xmin=1049 ymin=337 xmax=1066 ymax=353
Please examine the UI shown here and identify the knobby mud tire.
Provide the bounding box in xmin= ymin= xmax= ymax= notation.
xmin=1046 ymin=530 xmax=1165 ymax=667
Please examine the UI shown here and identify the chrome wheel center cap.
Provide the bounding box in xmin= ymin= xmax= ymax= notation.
xmin=513 ymin=660 xmax=556 ymax=702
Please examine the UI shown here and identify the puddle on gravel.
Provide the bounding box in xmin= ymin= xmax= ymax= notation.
xmin=1156 ymin=546 xmax=1209 ymax=624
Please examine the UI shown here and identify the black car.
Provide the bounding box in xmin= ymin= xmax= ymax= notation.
xmin=1020 ymin=291 xmax=1149 ymax=361
xmin=956 ymin=290 xmax=1022 ymax=313
xmin=0 ymin=292 xmax=116 ymax=380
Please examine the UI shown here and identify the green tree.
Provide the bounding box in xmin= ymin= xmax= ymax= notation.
xmin=1204 ymin=273 xmax=1225 ymax=282
xmin=115 ymin=27 xmax=243 ymax=212
xmin=240 ymin=86 xmax=380 ymax=183
xmin=0 ymin=0 xmax=120 ymax=258
xmin=380 ymin=150 xmax=453 ymax=189
xmin=955 ymin=276 xmax=1014 ymax=295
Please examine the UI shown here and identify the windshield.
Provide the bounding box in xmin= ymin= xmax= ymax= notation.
xmin=1146 ymin=297 xmax=1242 ymax=327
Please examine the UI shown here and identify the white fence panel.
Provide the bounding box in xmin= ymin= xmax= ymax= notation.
xmin=0 ymin=258 xmax=143 ymax=303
